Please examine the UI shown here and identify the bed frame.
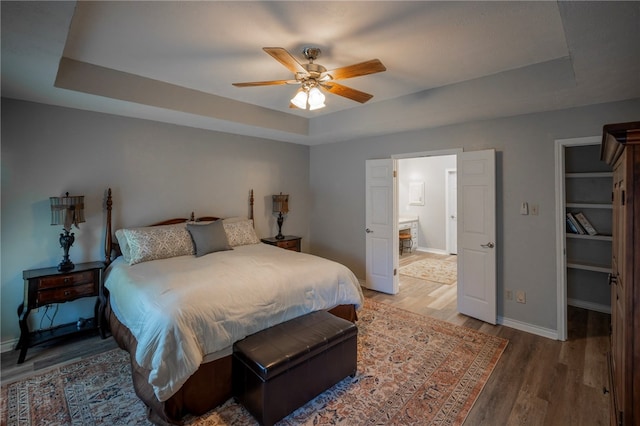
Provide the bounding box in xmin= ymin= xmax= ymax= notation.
xmin=104 ymin=188 xmax=254 ymax=266
xmin=100 ymin=188 xmax=357 ymax=425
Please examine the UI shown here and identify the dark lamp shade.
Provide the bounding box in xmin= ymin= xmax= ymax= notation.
xmin=50 ymin=194 xmax=85 ymax=231
xmin=272 ymin=193 xmax=289 ymax=214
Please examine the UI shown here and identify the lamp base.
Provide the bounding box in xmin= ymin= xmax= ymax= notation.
xmin=276 ymin=212 xmax=285 ymax=239
xmin=58 ymin=229 xmax=76 ymax=272
xmin=58 ymin=260 xmax=75 ymax=272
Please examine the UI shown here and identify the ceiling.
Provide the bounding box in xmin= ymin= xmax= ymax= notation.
xmin=2 ymin=1 xmax=639 ymax=145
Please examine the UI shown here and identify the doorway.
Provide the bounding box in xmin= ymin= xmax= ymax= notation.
xmin=365 ymin=149 xmax=497 ymax=324
xmin=397 ymin=155 xmax=457 ymax=255
xmin=396 ymin=155 xmax=458 ymax=309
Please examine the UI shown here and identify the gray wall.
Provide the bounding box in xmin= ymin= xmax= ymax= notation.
xmin=309 ymin=98 xmax=640 ymax=333
xmin=2 ymin=96 xmax=638 ymax=347
xmin=1 ymin=98 xmax=310 ymax=346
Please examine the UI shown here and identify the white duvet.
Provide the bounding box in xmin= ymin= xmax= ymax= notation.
xmin=105 ymin=243 xmax=363 ymax=402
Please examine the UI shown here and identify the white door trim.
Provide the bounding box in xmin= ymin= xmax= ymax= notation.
xmin=392 ymin=148 xmax=462 ymax=160
xmin=554 ymin=135 xmax=601 ymax=341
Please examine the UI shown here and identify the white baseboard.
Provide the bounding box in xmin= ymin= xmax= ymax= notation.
xmin=497 ymin=316 xmax=559 ymax=340
xmin=416 ymin=247 xmax=449 ymax=255
xmin=1 ymin=338 xmax=18 ymax=353
xmin=567 ymin=298 xmax=611 ymax=314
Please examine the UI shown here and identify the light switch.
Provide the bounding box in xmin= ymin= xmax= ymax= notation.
xmin=520 ymin=202 xmax=529 ymax=215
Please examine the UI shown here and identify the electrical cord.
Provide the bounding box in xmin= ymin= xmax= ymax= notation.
xmin=38 ymin=304 xmax=59 ymax=330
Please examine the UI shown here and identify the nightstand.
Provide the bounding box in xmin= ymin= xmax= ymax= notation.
xmin=261 ymin=236 xmax=302 ymax=252
xmin=16 ymin=261 xmax=104 ymax=364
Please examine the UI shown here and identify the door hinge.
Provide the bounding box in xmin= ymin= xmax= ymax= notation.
xmin=393 ymin=170 xmax=397 ymax=178
xmin=394 ymin=268 xmax=397 ymax=276
xmin=618 ymin=410 xmax=623 ymax=426
xmin=621 ymin=190 xmax=625 ymax=206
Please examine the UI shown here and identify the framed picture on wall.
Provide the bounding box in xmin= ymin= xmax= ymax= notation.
xmin=409 ymin=181 xmax=425 ymax=205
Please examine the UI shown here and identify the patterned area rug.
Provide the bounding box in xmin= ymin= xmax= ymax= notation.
xmin=400 ymin=258 xmax=457 ymax=284
xmin=1 ymin=300 xmax=507 ymax=425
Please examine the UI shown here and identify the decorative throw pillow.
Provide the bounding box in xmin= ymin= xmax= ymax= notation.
xmin=222 ymin=219 xmax=260 ymax=247
xmin=122 ymin=223 xmax=194 ymax=265
xmin=187 ymin=220 xmax=232 ymax=257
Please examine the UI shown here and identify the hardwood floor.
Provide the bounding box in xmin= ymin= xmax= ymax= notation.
xmin=371 ymin=250 xmax=612 ymax=425
xmin=1 ymin=251 xmax=612 ymax=425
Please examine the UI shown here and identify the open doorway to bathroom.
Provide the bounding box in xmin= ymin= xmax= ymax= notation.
xmin=396 ymin=155 xmax=459 ymax=320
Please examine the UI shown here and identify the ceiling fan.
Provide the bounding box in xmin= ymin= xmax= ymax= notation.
xmin=232 ymin=47 xmax=386 ymax=110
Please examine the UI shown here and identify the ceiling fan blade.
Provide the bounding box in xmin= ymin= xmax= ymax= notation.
xmin=326 ymin=59 xmax=386 ymax=80
xmin=263 ymin=47 xmax=307 ymax=75
xmin=321 ymin=82 xmax=374 ymax=103
xmin=232 ymin=79 xmax=294 ymax=87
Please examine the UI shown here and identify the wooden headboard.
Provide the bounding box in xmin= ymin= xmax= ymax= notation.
xmin=104 ymin=188 xmax=255 ymax=265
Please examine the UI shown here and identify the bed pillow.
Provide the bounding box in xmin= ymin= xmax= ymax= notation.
xmin=187 ymin=220 xmax=232 ymax=257
xmin=122 ymin=223 xmax=195 ymax=265
xmin=222 ymin=218 xmax=260 ymax=247
xmin=114 ymin=229 xmax=132 ymax=264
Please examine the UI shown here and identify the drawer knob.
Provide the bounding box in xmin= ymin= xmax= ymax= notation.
xmin=64 ymin=290 xmax=71 ymax=296
xmin=64 ymin=277 xmax=70 ymax=283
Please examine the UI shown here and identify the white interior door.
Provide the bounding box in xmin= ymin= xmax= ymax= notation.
xmin=446 ymin=169 xmax=458 ymax=254
xmin=365 ymin=158 xmax=399 ymax=294
xmin=457 ymin=150 xmax=497 ymax=324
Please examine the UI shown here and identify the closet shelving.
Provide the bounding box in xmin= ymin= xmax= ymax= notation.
xmin=563 ymin=143 xmax=612 ymax=311
xmin=565 ymin=171 xmax=613 ymax=273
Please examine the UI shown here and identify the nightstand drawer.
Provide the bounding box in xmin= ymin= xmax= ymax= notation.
xmin=278 ymin=240 xmax=299 ymax=250
xmin=261 ymin=236 xmax=302 ymax=252
xmin=36 ymin=282 xmax=98 ymax=305
xmin=38 ymin=271 xmax=94 ymax=290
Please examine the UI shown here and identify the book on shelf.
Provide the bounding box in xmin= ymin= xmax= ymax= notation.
xmin=566 ymin=217 xmax=579 ymax=234
xmin=574 ymin=212 xmax=598 ymax=235
xmin=566 ymin=212 xmax=586 ymax=234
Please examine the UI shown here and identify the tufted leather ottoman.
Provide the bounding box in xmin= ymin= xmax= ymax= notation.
xmin=232 ymin=310 xmax=358 ymax=426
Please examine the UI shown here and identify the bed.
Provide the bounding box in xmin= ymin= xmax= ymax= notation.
xmin=100 ymin=189 xmax=363 ymax=425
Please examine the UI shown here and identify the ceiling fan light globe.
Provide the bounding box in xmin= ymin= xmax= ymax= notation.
xmin=308 ymin=87 xmax=326 ymax=109
xmin=291 ymin=90 xmax=308 ymax=109
xmin=309 ymin=102 xmax=326 ymax=111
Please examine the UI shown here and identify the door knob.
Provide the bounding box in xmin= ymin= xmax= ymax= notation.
xmin=365 ymin=228 xmax=373 ymax=234
xmin=481 ymin=242 xmax=495 ymax=248
xmin=450 ymin=215 xmax=456 ymax=219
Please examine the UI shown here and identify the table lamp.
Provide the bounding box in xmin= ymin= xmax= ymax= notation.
xmin=50 ymin=192 xmax=85 ymax=271
xmin=272 ymin=193 xmax=289 ymax=240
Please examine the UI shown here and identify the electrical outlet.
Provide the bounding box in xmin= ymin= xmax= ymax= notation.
xmin=530 ymin=204 xmax=539 ymax=215
xmin=506 ymin=289 xmax=513 ymax=301
xmin=516 ymin=290 xmax=526 ymax=304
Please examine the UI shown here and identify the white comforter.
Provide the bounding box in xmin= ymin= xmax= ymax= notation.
xmin=105 ymin=243 xmax=363 ymax=402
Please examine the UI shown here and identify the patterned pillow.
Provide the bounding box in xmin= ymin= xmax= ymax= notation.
xmin=114 ymin=229 xmax=132 ymax=264
xmin=122 ymin=223 xmax=194 ymax=265
xmin=222 ymin=219 xmax=260 ymax=247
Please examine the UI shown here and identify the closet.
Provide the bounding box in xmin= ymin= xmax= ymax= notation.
xmin=563 ymin=141 xmax=612 ymax=311
xmin=601 ymin=121 xmax=639 ymax=426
